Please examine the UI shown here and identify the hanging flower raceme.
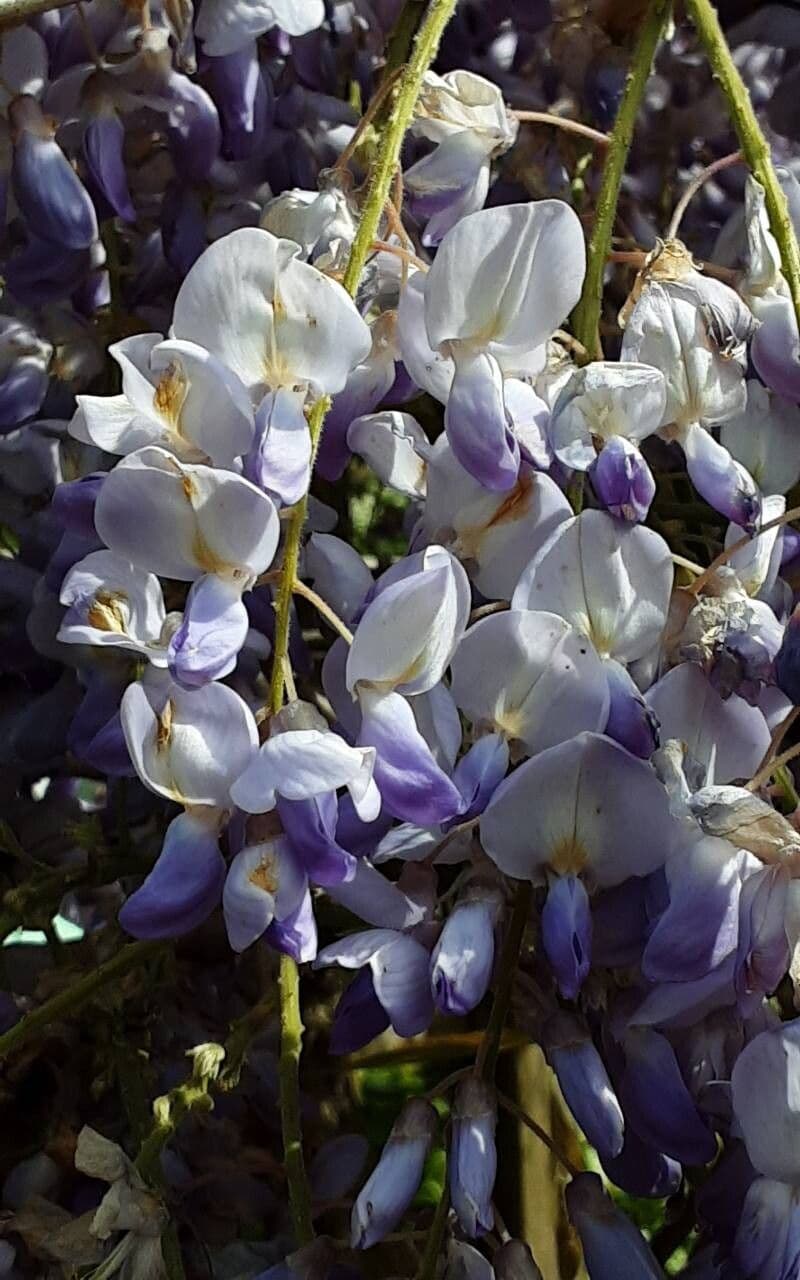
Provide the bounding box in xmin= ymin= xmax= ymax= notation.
xmin=398 ymin=200 xmax=586 ymax=491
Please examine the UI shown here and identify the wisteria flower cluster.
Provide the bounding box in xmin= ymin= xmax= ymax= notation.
xmin=8 ymin=1 xmax=800 ymax=1279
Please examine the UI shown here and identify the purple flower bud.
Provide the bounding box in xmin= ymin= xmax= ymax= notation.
xmin=544 ymin=1013 xmax=625 ymax=1163
xmin=732 ymin=1176 xmax=800 ymax=1280
xmin=565 ymin=1173 xmax=665 ymax=1279
xmin=541 ymin=874 xmax=592 ymax=1001
xmin=590 ymin=437 xmax=655 ymax=523
xmin=10 ymin=96 xmax=98 ymax=250
xmin=603 ymin=659 xmax=659 ymax=759
xmin=445 ymin=351 xmax=520 ymax=493
xmin=599 ymin=1126 xmax=682 ymax=1200
xmin=430 ymin=889 xmax=502 ymax=1016
xmin=445 ymin=1241 xmax=494 ymax=1280
xmin=161 ymin=183 xmax=207 ymax=278
xmin=618 ymin=1027 xmax=717 ymax=1167
xmin=6 ymin=236 xmax=93 ymax=306
xmin=81 ymin=77 xmax=135 ymax=223
xmin=494 ymin=1240 xmax=543 ymax=1279
xmin=351 ymin=1098 xmax=437 ymax=1249
xmin=450 ymin=1076 xmax=497 ymax=1237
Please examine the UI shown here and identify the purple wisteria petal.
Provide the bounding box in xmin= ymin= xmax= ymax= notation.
xmin=618 ymin=1027 xmax=717 ymax=1166
xmin=450 ymin=1077 xmax=497 ymax=1237
xmin=244 ymin=388 xmax=311 ymax=507
xmin=168 ymin=574 xmax=249 ymax=687
xmin=119 ymin=812 xmax=225 ymax=940
xmin=541 ymin=873 xmax=592 ymax=1000
xmin=590 ymin=436 xmax=656 ymax=524
xmin=565 ymin=1174 xmax=665 ymax=1280
xmin=10 ymin=96 xmax=98 ymax=250
xmin=444 ymin=349 xmax=520 ymax=492
xmin=357 ymin=688 xmax=464 ymax=826
xmin=544 ymin=1013 xmax=625 ymax=1162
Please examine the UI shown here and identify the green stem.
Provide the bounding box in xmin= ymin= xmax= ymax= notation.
xmin=415 ymin=1150 xmax=450 ymax=1280
xmin=266 ymin=0 xmax=459 ymax=1246
xmin=342 ymin=0 xmax=459 ymax=299
xmin=278 ymin=952 xmax=314 ymax=1246
xmin=135 ymin=1079 xmax=215 ymax=1185
xmin=685 ymin=0 xmax=800 ymax=332
xmin=0 ymin=940 xmax=164 ymax=1062
xmin=382 ymin=0 xmax=428 ymax=82
xmin=572 ymin=0 xmax=672 ymax=360
xmin=476 ymin=882 xmax=532 ymax=1083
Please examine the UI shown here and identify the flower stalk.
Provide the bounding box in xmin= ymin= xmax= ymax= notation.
xmin=685 ymin=0 xmax=800 ymax=334
xmin=572 ymin=0 xmax=672 ymax=360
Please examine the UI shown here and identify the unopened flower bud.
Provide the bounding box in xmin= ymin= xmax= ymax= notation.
xmin=544 ymin=1013 xmax=624 ymax=1163
xmin=351 ymin=1098 xmax=437 ymax=1249
xmin=430 ymin=886 xmax=503 ymax=1016
xmin=494 ymin=1239 xmax=543 ymax=1279
xmin=450 ymin=1076 xmax=497 ymax=1237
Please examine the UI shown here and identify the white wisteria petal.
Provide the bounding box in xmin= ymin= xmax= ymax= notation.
xmin=149 ymin=337 xmax=255 ymax=465
xmin=424 ymin=201 xmax=585 ymax=359
xmin=721 ymin=380 xmax=800 ymax=496
xmin=58 ymin=550 xmax=167 ymax=662
xmin=94 ymin=446 xmax=279 ymax=583
xmin=396 ymin=271 xmax=455 ymax=404
xmin=549 ymin=361 xmax=667 ymax=470
xmin=450 ymin=610 xmax=609 ymax=755
xmin=512 ymin=510 xmax=673 ymax=662
xmin=347 ymin=411 xmax=430 ymax=499
xmin=725 ymin=493 xmax=786 ymax=597
xmin=731 ymin=1020 xmax=800 ymax=1182
xmin=172 ymin=228 xmax=371 ymax=398
xmin=410 ymin=69 xmax=517 ymax=144
xmin=195 ymin=0 xmax=324 ymax=54
xmin=223 ymin=839 xmax=306 ymax=952
xmin=645 ymin=663 xmax=770 ymax=784
xmin=621 ymin=280 xmax=747 ymax=430
xmin=346 ymin=547 xmax=470 ymax=696
xmin=121 ymin=677 xmax=258 ymax=807
xmin=421 ymin=440 xmax=571 ymax=601
xmin=480 ymin=732 xmax=677 ymax=887
xmin=230 ymin=729 xmax=380 ymax=821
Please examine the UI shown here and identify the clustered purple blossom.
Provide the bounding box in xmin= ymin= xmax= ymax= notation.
xmin=8 ymin=1 xmax=800 ymax=1278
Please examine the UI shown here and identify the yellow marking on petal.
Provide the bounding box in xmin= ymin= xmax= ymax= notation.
xmin=87 ymin=589 xmax=128 ymax=633
xmin=153 ymin=361 xmax=189 ymax=431
xmin=549 ymin=836 xmax=587 ymax=877
xmin=249 ymin=851 xmax=279 ymax=894
xmin=156 ymin=699 xmax=174 ymax=752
